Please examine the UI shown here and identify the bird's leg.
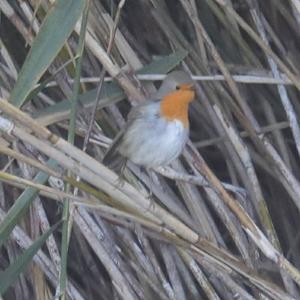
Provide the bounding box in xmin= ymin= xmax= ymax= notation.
xmin=139 ymin=167 xmax=152 ymax=196
xmin=145 ymin=168 xmax=157 ymax=210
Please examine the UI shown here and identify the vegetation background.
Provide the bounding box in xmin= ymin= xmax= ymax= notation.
xmin=0 ymin=0 xmax=300 ymax=299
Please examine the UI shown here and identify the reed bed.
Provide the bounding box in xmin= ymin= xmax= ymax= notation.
xmin=0 ymin=0 xmax=300 ymax=299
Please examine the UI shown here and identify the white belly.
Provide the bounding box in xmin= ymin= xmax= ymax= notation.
xmin=119 ymin=118 xmax=188 ymax=167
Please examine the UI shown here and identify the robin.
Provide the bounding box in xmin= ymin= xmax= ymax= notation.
xmin=103 ymin=70 xmax=195 ymax=172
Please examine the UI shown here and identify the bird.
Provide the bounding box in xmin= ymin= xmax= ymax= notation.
xmin=103 ymin=70 xmax=195 ymax=172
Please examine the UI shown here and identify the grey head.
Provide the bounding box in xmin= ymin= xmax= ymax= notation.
xmin=155 ymin=70 xmax=194 ymax=99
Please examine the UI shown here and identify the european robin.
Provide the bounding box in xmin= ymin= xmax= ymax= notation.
xmin=103 ymin=71 xmax=195 ymax=171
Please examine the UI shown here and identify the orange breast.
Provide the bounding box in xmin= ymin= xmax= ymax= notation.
xmin=160 ymin=89 xmax=195 ymax=127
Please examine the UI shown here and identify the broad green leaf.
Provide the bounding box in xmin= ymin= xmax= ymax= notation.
xmin=60 ymin=3 xmax=90 ymax=296
xmin=32 ymin=49 xmax=188 ymax=124
xmin=138 ymin=48 xmax=188 ymax=74
xmin=0 ymin=159 xmax=57 ymax=247
xmin=0 ymin=221 xmax=61 ymax=295
xmin=32 ymin=81 xmax=124 ymax=121
xmin=9 ymin=0 xmax=85 ymax=108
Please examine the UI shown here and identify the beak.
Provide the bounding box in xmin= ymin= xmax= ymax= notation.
xmin=178 ymin=83 xmax=195 ymax=91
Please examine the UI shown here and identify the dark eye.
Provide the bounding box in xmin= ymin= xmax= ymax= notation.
xmin=175 ymin=85 xmax=180 ymax=90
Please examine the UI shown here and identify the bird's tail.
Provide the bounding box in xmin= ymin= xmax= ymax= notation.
xmin=102 ymin=149 xmax=127 ymax=173
xmin=102 ymin=130 xmax=127 ymax=173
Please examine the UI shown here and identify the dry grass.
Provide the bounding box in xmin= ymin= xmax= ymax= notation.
xmin=1 ymin=0 xmax=300 ymax=299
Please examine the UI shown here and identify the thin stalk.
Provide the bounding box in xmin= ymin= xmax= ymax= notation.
xmin=83 ymin=0 xmax=126 ymax=151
